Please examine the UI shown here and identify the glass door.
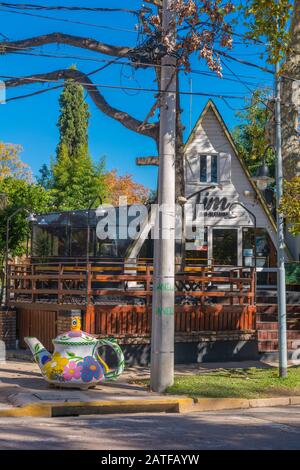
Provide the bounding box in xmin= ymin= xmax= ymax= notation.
xmin=212 ymin=228 xmax=238 ymax=265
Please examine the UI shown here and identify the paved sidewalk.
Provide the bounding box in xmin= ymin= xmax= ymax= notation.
xmin=0 ymin=360 xmax=153 ymax=405
xmin=0 ymin=358 xmax=289 ymax=417
xmin=0 ymin=358 xmax=272 ymax=400
xmin=0 ymin=359 xmax=196 ymax=415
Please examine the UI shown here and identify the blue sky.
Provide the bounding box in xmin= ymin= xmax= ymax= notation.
xmin=0 ymin=0 xmax=274 ymax=190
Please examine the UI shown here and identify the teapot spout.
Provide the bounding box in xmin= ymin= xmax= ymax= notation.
xmin=24 ymin=337 xmax=52 ymax=369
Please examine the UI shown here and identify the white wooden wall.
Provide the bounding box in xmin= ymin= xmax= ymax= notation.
xmin=184 ymin=106 xmax=278 ymax=264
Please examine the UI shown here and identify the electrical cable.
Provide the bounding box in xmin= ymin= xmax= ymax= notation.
xmin=0 ymin=7 xmax=140 ymax=33
xmin=119 ymin=63 xmax=141 ymax=96
xmin=2 ymin=72 xmax=249 ymax=99
xmin=6 ymin=49 xmax=268 ymax=87
xmin=0 ymin=3 xmax=140 ymax=15
xmin=1 ymin=43 xmax=274 ymax=83
xmin=220 ymin=57 xmax=255 ymax=94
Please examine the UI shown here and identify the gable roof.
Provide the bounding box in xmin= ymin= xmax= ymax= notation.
xmin=184 ymin=99 xmax=277 ymax=233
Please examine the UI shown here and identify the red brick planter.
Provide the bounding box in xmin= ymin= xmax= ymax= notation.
xmin=0 ymin=308 xmax=16 ymax=349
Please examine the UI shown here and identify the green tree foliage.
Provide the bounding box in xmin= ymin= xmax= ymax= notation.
xmin=232 ymin=89 xmax=275 ymax=176
xmin=280 ymin=176 xmax=300 ymax=236
xmin=37 ymin=163 xmax=52 ymax=190
xmin=0 ymin=177 xmax=53 ymax=261
xmin=243 ymin=0 xmax=292 ymax=63
xmin=51 ymin=74 xmax=107 ymax=209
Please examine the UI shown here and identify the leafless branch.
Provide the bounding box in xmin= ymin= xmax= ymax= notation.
xmin=0 ymin=32 xmax=131 ymax=57
xmin=143 ymin=0 xmax=162 ymax=6
xmin=5 ymin=68 xmax=159 ymax=141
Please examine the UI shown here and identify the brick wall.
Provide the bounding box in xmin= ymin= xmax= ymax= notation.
xmin=257 ymin=305 xmax=300 ymax=352
xmin=0 ymin=308 xmax=16 ymax=349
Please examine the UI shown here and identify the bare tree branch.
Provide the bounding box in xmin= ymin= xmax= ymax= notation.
xmin=5 ymin=68 xmax=159 ymax=141
xmin=143 ymin=0 xmax=162 ymax=6
xmin=0 ymin=32 xmax=131 ymax=57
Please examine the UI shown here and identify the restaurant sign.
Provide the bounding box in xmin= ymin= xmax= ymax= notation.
xmin=188 ymin=190 xmax=231 ymax=220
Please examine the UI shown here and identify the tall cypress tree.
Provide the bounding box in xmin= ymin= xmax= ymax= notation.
xmin=52 ymin=73 xmax=106 ymax=209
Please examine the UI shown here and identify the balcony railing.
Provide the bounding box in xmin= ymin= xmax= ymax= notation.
xmin=7 ymin=260 xmax=256 ymax=309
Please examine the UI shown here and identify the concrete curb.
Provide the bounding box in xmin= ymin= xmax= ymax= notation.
xmin=0 ymin=397 xmax=194 ymax=418
xmin=1 ymin=395 xmax=300 ymax=417
xmin=192 ymin=396 xmax=298 ymax=412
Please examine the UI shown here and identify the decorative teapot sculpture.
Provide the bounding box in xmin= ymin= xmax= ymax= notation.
xmin=25 ymin=316 xmax=125 ymax=389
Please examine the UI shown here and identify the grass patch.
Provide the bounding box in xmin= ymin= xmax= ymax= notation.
xmin=164 ymin=367 xmax=300 ymax=399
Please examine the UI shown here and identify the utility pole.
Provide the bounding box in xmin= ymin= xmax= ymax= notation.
xmin=275 ymin=60 xmax=288 ymax=377
xmin=150 ymin=0 xmax=177 ymax=392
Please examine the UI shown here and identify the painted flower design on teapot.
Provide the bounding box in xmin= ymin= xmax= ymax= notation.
xmin=25 ymin=316 xmax=125 ymax=388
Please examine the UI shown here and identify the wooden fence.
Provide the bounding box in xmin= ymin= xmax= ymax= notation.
xmin=9 ymin=261 xmax=256 ymax=345
xmin=8 ymin=261 xmax=255 ymax=308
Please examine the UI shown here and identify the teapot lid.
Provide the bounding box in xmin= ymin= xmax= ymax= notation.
xmin=53 ymin=330 xmax=97 ymax=345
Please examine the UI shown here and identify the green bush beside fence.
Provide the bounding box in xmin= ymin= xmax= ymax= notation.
xmin=286 ymin=263 xmax=300 ymax=285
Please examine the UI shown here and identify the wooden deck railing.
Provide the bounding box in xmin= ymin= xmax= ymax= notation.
xmin=7 ymin=261 xmax=256 ymax=309
xmin=10 ymin=262 xmax=256 ymax=343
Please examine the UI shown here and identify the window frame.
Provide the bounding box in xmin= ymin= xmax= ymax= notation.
xmin=198 ymin=154 xmax=219 ymax=184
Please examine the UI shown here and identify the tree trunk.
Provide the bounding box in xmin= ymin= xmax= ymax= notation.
xmin=281 ymin=0 xmax=300 ymax=180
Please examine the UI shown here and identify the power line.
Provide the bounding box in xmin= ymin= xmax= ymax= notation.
xmin=227 ymin=51 xmax=267 ymax=57
xmin=6 ymin=83 xmax=63 ymax=102
xmin=7 ymin=41 xmax=300 ymax=87
xmin=0 ymin=31 xmax=8 ymax=40
xmin=0 ymin=7 xmax=272 ymax=49
xmin=217 ymin=51 xmax=300 ymax=86
xmin=2 ymin=72 xmax=249 ymax=99
xmin=0 ymin=3 xmax=141 ymax=15
xmin=1 ymin=40 xmax=276 ymax=77
xmin=221 ymin=98 xmax=246 ymax=112
xmin=190 ymin=68 xmax=266 ymax=87
xmin=215 ymin=49 xmax=273 ymax=74
xmin=0 ymin=7 xmax=140 ymax=33
xmin=5 ymin=26 xmax=298 ymax=84
xmin=179 ymin=20 xmax=268 ymax=46
xmin=219 ymin=59 xmax=273 ymax=112
xmin=1 ymin=42 xmax=273 ymax=83
xmin=220 ymin=58 xmax=255 ymax=95
xmin=6 ymin=49 xmax=268 ymax=87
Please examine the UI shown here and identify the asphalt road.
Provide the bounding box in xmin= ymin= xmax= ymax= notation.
xmin=1 ymin=406 xmax=300 ymax=450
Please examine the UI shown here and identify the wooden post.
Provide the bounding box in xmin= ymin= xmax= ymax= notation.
xmin=58 ymin=263 xmax=63 ymax=305
xmin=87 ymin=263 xmax=92 ymax=306
xmin=85 ymin=305 xmax=95 ymax=334
xmin=84 ymin=264 xmax=95 ymax=333
xmin=230 ymin=275 xmax=234 ymax=306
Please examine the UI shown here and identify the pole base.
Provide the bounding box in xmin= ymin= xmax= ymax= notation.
xmin=279 ymin=367 xmax=288 ymax=378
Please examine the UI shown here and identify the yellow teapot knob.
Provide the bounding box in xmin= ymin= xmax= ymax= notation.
xmin=71 ymin=316 xmax=81 ymax=331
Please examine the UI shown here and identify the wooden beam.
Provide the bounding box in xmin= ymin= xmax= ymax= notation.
xmin=136 ymin=156 xmax=159 ymax=166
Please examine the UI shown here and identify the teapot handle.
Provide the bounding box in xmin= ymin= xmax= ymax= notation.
xmin=96 ymin=338 xmax=125 ymax=381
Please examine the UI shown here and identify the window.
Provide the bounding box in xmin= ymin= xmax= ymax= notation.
xmin=186 ymin=227 xmax=208 ymax=265
xmin=200 ymin=155 xmax=207 ymax=182
xmin=70 ymin=228 xmax=94 ymax=257
xmin=212 ymin=229 xmax=237 ymax=265
xmin=32 ymin=225 xmax=68 ymax=257
xmin=211 ymin=155 xmax=218 ymax=182
xmin=199 ymin=155 xmax=218 ymax=183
